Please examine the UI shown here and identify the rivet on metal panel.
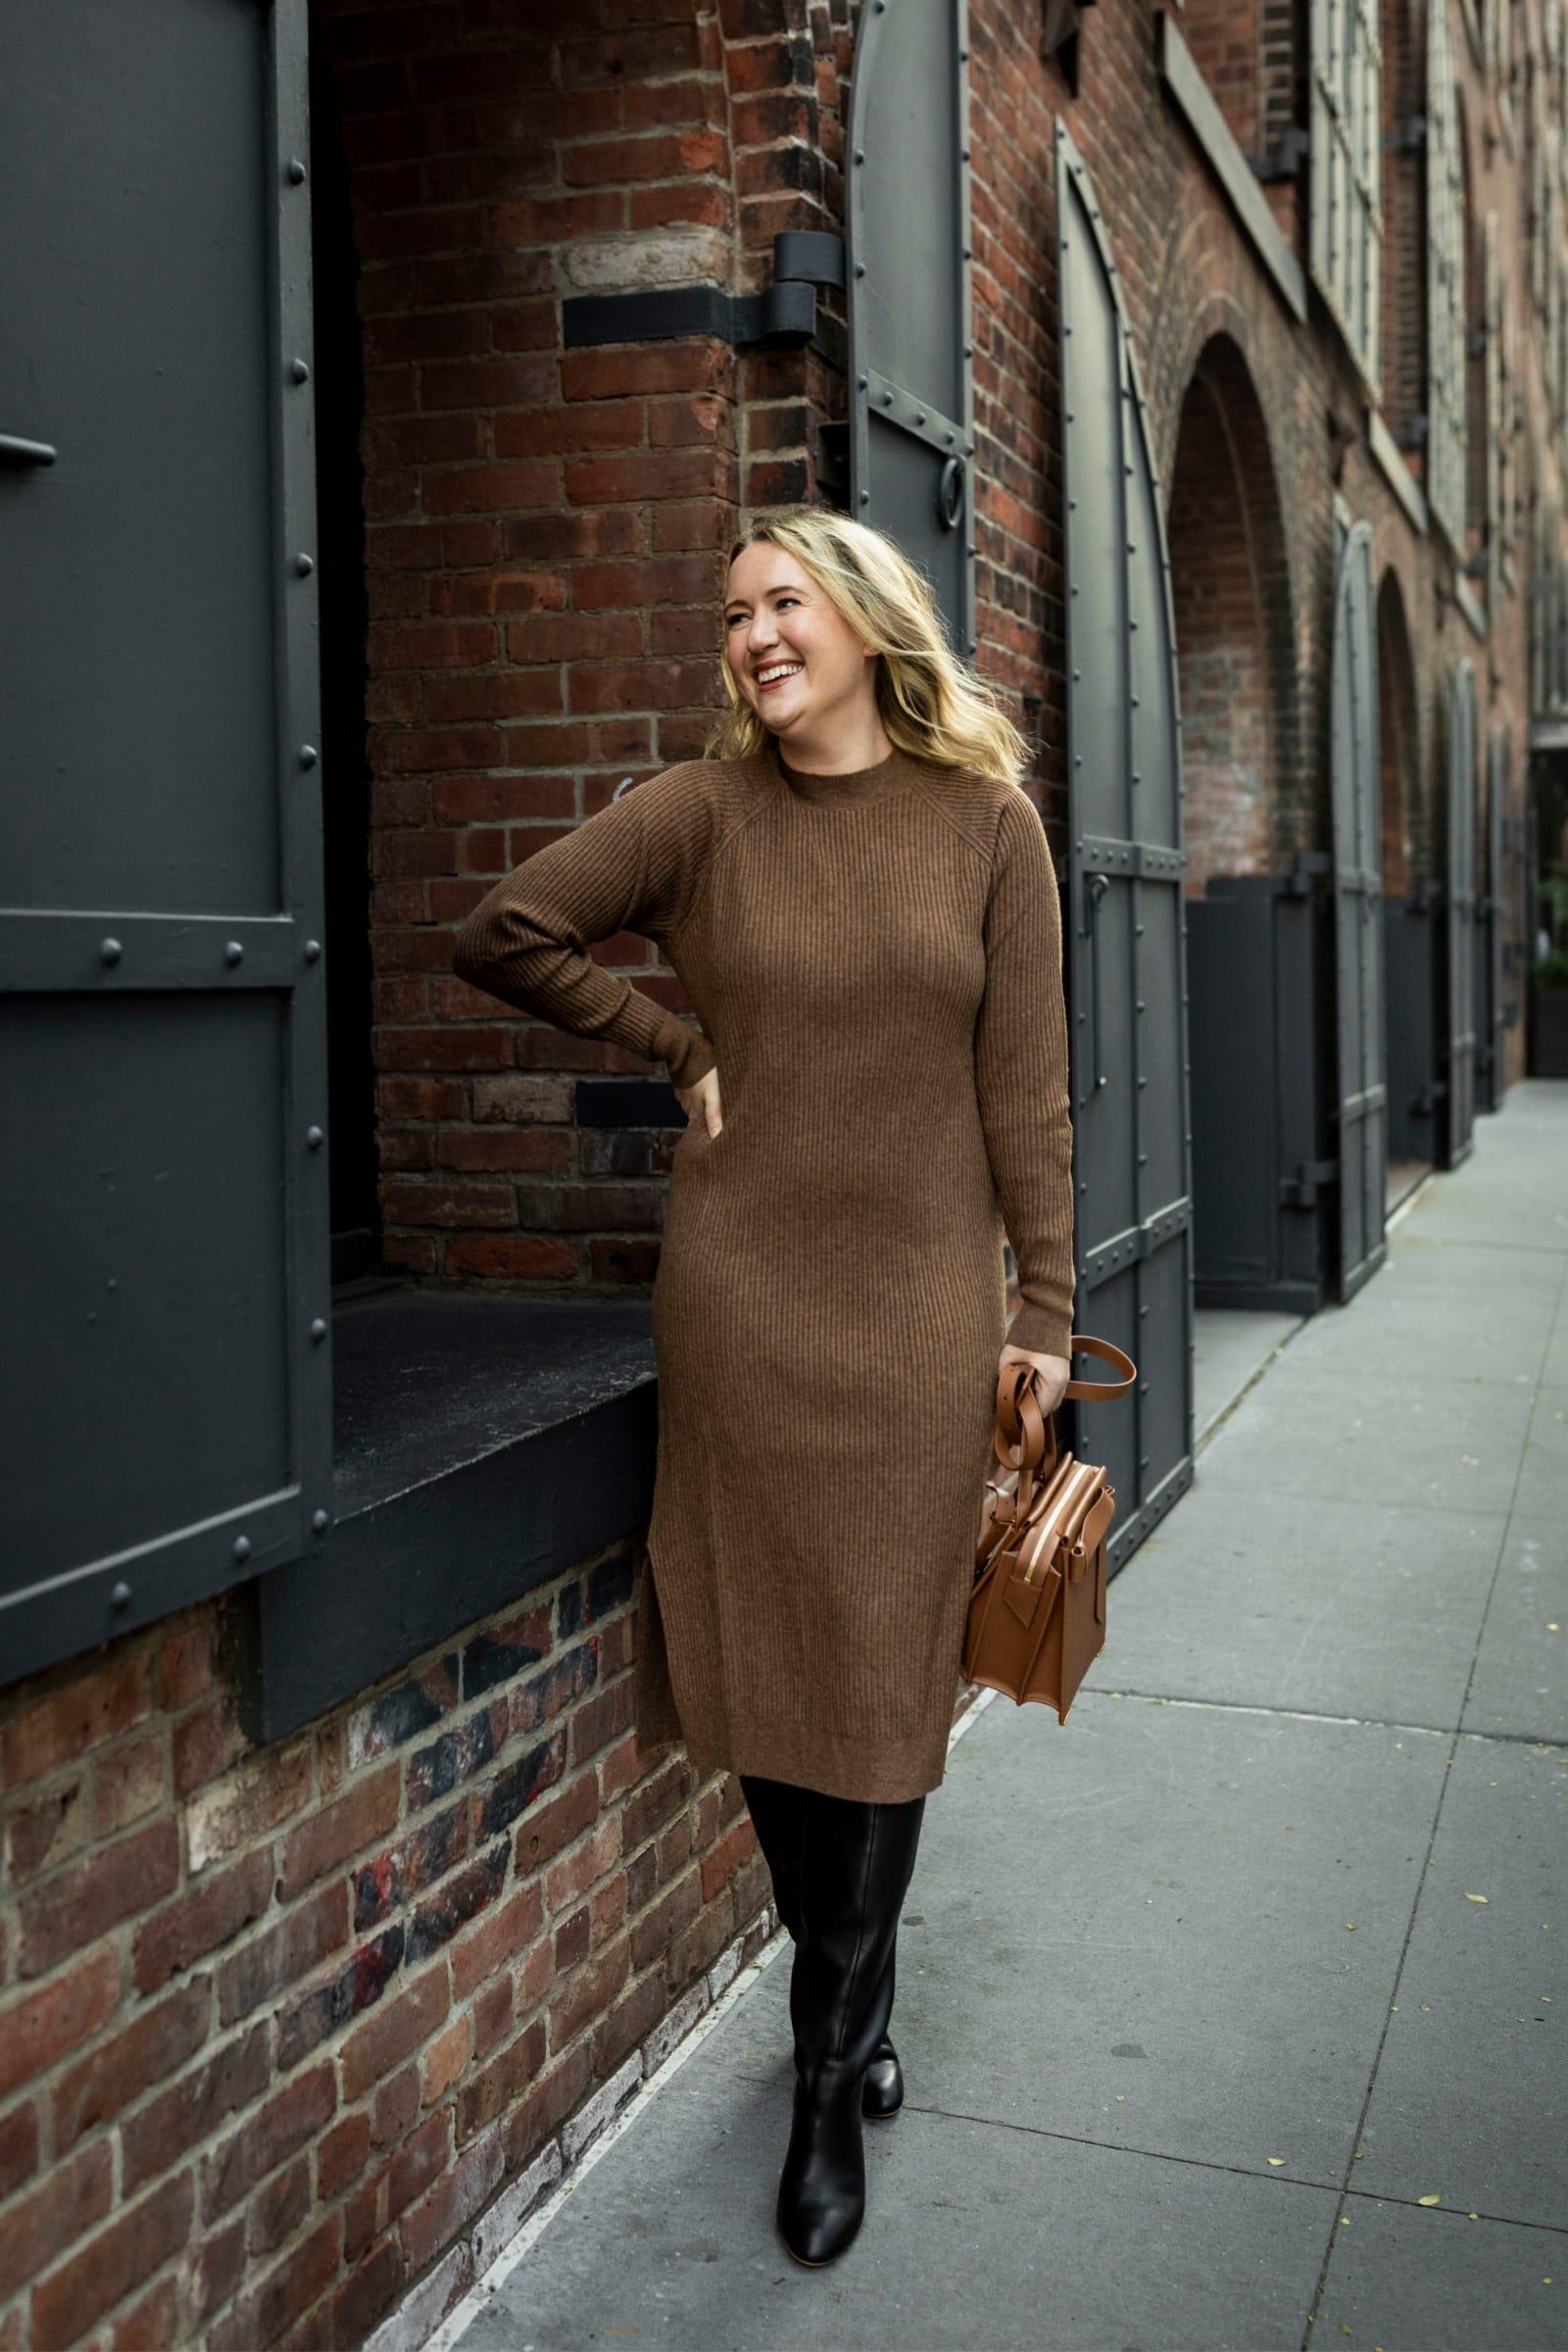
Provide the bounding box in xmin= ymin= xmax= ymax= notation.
xmin=234 ymin=1536 xmax=251 ymax=1563
xmin=111 ymin=1582 xmax=131 ymax=1610
xmin=291 ymin=359 xmax=310 ymax=384
xmin=962 ymin=148 xmax=970 ymax=161
xmin=313 ymin=1509 xmax=330 ymax=1534
xmin=307 ymin=1126 xmax=325 ymax=1150
xmin=968 ymin=640 xmax=977 ymax=654
xmin=296 ymin=553 xmax=315 ymax=575
xmin=100 ymin=939 xmax=122 ymax=965
xmin=311 ymin=1317 xmax=327 ymax=1342
xmin=855 ymin=263 xmax=866 ymax=277
xmin=300 ymin=745 xmax=319 ymax=767
xmin=1072 ymin=668 xmax=1080 ymax=680
xmin=1065 ymin=410 xmax=1074 ymax=422
xmin=963 ymin=247 xmax=972 ymax=260
xmin=963 ymin=344 xmax=973 ymax=357
xmin=225 ymin=942 xmax=244 ymax=966
xmin=855 ymin=149 xmax=865 ymax=163
xmin=288 ymin=158 xmax=307 ymax=185
xmin=305 ymin=940 xmax=321 ymax=960
xmin=946 ymin=430 xmax=955 ymax=444
xmin=1068 ymin=498 xmax=1077 ymax=510
xmin=858 ymin=375 xmax=868 ymax=389
xmin=860 ymin=492 xmax=869 ymax=505
xmin=1097 ymin=1074 xmax=1106 ymax=1089
xmin=916 ymin=412 xmax=927 ymax=424
xmin=881 ymin=391 xmax=893 ymax=405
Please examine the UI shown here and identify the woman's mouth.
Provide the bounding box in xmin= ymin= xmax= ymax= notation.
xmin=755 ymin=662 xmax=804 ymax=694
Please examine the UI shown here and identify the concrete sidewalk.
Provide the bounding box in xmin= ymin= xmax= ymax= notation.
xmin=439 ymin=1081 xmax=1567 ymax=2352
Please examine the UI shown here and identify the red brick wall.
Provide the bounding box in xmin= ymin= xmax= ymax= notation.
xmin=0 ymin=1557 xmax=771 ymax=2348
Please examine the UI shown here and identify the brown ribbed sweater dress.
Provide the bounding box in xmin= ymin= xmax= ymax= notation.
xmin=451 ymin=737 xmax=1075 ymax=1803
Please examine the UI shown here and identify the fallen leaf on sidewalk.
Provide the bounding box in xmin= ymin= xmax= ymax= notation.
xmin=1267 ymin=2157 xmax=1286 ymax=2167
xmin=1418 ymin=2192 xmax=1442 ymax=2206
xmin=1464 ymin=1892 xmax=1489 ymax=1904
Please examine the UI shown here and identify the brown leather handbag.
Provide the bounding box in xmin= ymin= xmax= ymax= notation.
xmin=963 ymin=1336 xmax=1137 ymax=1721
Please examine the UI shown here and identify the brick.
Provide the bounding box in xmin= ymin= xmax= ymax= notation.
xmin=405 ymin=1839 xmax=509 ymax=1963
xmin=206 ymin=2215 xmax=339 ymax=2352
xmin=0 ymin=2139 xmax=113 ymax=2304
xmin=325 ymin=2230 xmax=403 ymax=2348
xmin=373 ymin=2058 xmax=421 ymax=2149
xmin=0 ymin=2098 xmax=39 ymax=2201
xmin=461 ymin=1608 xmax=553 ymax=1700
xmin=133 ymin=1844 xmax=274 ymax=1997
xmin=276 ymin=1923 xmax=405 ymax=2070
xmin=17 ymin=1814 xmax=178 ymax=1978
xmin=354 ymin=1799 xmax=468 ymax=1932
xmin=3 ymin=1774 xmax=89 ymax=1885
xmin=276 ymin=1762 xmax=402 ymax=1902
xmin=107 ymin=2269 xmax=180 ymax=2352
xmin=27 ymin=2167 xmax=191 ymax=2349
xmin=454 ymin=2014 xmax=545 ymax=2146
xmin=340 ymin=1966 xmax=450 ymax=2105
xmin=420 ymin=2010 xmax=473 ymax=2107
xmin=547 ymin=1932 xmax=631 ymax=2056
xmin=53 ymin=1975 xmax=211 ymax=2154
xmin=0 ymin=1654 xmax=152 ymax=1791
xmin=248 ymin=2152 xmax=312 ymax=2259
xmin=0 ymin=1947 xmax=120 ymax=2100
xmin=186 ymin=1739 xmax=314 ymax=1876
xmin=316 ymin=2108 xmax=371 ymax=2203
xmin=91 ymin=1731 xmax=166 ymax=1837
xmin=473 ymin=1733 xmax=568 ymax=1848
xmin=202 ymin=2062 xmax=335 ymax=2223
xmin=450 ymin=1878 xmax=543 ymax=2001
xmin=153 ymin=1616 xmax=216 ymax=1714
xmin=120 ymin=2020 xmax=270 ymax=2195
xmin=214 ymin=1877 xmax=345 ymax=2025
xmin=398 ymin=2122 xmax=505 ymax=2276
xmin=385 ymin=2106 xmax=452 ymax=2223
xmin=510 ymin=1753 xmax=604 ymax=1883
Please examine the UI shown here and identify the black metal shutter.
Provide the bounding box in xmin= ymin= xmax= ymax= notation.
xmin=1056 ymin=123 xmax=1194 ymax=1556
xmin=1441 ymin=660 xmax=1479 ymax=1165
xmin=846 ymin=0 xmax=976 ymax=660
xmin=0 ymin=0 xmax=332 ymax=1683
xmin=1328 ymin=511 xmax=1389 ymax=1298
xmin=1476 ymin=722 xmax=1507 ymax=1111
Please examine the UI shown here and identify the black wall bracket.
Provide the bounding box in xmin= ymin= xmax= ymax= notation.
xmin=563 ymin=231 xmax=846 ymax=351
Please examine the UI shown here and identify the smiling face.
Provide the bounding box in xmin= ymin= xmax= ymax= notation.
xmin=722 ymin=541 xmax=880 ymax=746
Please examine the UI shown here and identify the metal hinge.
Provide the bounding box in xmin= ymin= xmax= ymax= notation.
xmin=562 ymin=232 xmax=846 ymax=353
xmin=1280 ymin=1157 xmax=1341 ymax=1209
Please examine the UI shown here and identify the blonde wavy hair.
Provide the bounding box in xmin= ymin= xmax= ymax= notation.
xmin=703 ymin=506 xmax=1033 ymax=789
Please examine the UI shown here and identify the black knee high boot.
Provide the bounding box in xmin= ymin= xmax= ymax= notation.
xmin=738 ymin=1774 xmax=906 ymax=2121
xmin=774 ymin=1785 xmax=926 ymax=2266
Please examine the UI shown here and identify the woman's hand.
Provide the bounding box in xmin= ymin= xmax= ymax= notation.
xmin=999 ymin=1343 xmax=1070 ymax=1417
xmin=676 ymin=1065 xmax=723 ymax=1138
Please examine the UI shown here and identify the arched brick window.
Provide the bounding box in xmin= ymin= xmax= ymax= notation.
xmin=1426 ymin=0 xmax=1468 ymax=548
xmin=1311 ymin=0 xmax=1384 ymax=385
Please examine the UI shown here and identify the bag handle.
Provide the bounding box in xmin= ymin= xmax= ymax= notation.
xmin=990 ymin=1334 xmax=1138 ymax=1492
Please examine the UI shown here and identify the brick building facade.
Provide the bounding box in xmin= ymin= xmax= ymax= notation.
xmin=4 ymin=0 xmax=1566 ymax=2345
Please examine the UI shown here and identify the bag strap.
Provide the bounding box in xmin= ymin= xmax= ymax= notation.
xmin=1059 ymin=1335 xmax=1138 ymax=1400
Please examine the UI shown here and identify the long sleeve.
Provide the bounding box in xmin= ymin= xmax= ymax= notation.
xmin=451 ymin=768 xmax=717 ymax=1091
xmin=972 ymin=787 xmax=1077 ymax=1358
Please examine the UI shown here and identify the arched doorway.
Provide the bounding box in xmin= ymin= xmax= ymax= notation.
xmin=1376 ymin=570 xmax=1438 ymax=1200
xmin=1168 ymin=336 xmax=1319 ymax=1333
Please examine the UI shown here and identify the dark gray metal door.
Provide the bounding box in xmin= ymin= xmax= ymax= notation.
xmin=1476 ymin=723 xmax=1507 ymax=1111
xmin=846 ymin=0 xmax=976 ymax=660
xmin=1329 ymin=512 xmax=1388 ymax=1299
xmin=0 ymin=0 xmax=332 ymax=1684
xmin=1441 ymin=660 xmax=1478 ymax=1165
xmin=1056 ymin=123 xmax=1194 ymax=1559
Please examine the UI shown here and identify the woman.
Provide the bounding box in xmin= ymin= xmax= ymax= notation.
xmin=451 ymin=506 xmax=1075 ymax=2268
